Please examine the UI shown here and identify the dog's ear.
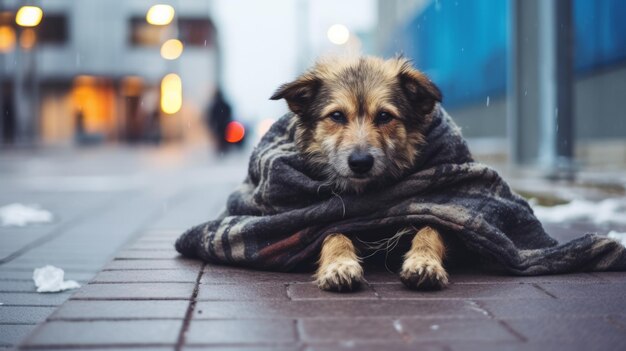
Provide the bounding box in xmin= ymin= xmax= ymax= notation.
xmin=398 ymin=65 xmax=442 ymax=115
xmin=270 ymin=76 xmax=320 ymax=115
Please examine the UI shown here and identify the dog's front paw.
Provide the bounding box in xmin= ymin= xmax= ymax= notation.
xmin=400 ymin=255 xmax=448 ymax=291
xmin=315 ymin=259 xmax=364 ymax=292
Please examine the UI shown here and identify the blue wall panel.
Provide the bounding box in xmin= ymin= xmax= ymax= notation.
xmin=388 ymin=0 xmax=626 ymax=108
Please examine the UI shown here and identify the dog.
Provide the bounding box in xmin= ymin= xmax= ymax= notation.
xmin=270 ymin=56 xmax=448 ymax=292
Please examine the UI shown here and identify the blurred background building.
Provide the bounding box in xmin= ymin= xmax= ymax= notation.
xmin=0 ymin=0 xmax=217 ymax=146
xmin=0 ymin=0 xmax=625 ymax=173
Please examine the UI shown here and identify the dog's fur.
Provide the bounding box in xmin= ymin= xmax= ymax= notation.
xmin=271 ymin=56 xmax=449 ymax=291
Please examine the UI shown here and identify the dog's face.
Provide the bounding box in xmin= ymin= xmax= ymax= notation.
xmin=271 ymin=57 xmax=441 ymax=193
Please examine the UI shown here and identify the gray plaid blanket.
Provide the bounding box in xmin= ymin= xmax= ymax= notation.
xmin=176 ymin=106 xmax=626 ymax=274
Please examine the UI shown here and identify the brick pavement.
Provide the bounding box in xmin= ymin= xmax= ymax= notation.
xmin=0 ymin=147 xmax=241 ymax=349
xmin=16 ymin=224 xmax=626 ymax=351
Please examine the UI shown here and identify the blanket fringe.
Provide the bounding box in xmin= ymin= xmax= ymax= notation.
xmin=357 ymin=227 xmax=416 ymax=272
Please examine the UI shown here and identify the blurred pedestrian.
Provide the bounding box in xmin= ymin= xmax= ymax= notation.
xmin=2 ymin=92 xmax=15 ymax=144
xmin=206 ymin=89 xmax=232 ymax=153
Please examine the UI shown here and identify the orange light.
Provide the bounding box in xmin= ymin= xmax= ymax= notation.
xmin=160 ymin=39 xmax=183 ymax=60
xmin=0 ymin=25 xmax=16 ymax=53
xmin=20 ymin=28 xmax=36 ymax=49
xmin=161 ymin=73 xmax=182 ymax=114
xmin=225 ymin=121 xmax=245 ymax=143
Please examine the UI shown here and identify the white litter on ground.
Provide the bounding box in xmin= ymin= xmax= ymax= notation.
xmin=607 ymin=231 xmax=626 ymax=246
xmin=430 ymin=324 xmax=440 ymax=331
xmin=0 ymin=203 xmax=53 ymax=227
xmin=531 ymin=198 xmax=626 ymax=225
xmin=33 ymin=265 xmax=81 ymax=293
xmin=393 ymin=320 xmax=404 ymax=333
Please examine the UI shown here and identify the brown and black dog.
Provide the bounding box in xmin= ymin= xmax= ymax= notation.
xmin=271 ymin=56 xmax=448 ymax=292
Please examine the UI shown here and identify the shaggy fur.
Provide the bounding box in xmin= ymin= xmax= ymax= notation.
xmin=271 ymin=56 xmax=441 ymax=194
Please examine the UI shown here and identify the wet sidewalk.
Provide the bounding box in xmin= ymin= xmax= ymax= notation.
xmin=17 ymin=224 xmax=626 ymax=351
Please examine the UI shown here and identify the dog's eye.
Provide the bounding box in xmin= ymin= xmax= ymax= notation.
xmin=329 ymin=111 xmax=347 ymax=124
xmin=375 ymin=111 xmax=393 ymax=125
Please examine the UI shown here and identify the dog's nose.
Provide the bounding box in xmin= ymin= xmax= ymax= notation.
xmin=348 ymin=152 xmax=374 ymax=174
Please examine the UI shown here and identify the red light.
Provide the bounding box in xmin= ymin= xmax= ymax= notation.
xmin=225 ymin=121 xmax=245 ymax=143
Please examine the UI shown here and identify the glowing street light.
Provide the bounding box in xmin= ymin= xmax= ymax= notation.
xmin=327 ymin=24 xmax=350 ymax=45
xmin=146 ymin=4 xmax=175 ymax=26
xmin=15 ymin=6 xmax=43 ymax=27
xmin=0 ymin=25 xmax=16 ymax=53
xmin=160 ymin=39 xmax=183 ymax=60
xmin=161 ymin=73 xmax=182 ymax=114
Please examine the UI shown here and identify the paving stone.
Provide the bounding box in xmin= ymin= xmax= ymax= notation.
xmin=446 ymin=340 xmax=598 ymax=351
xmin=305 ymin=341 xmax=447 ymax=351
xmin=300 ymin=318 xmax=400 ymax=342
xmin=43 ymin=348 xmax=175 ymax=351
xmin=1 ymin=259 xmax=105 ymax=272
xmin=0 ymin=306 xmax=56 ymax=323
xmin=91 ymin=270 xmax=198 ymax=283
xmin=135 ymin=236 xmax=180 ymax=243
xmin=0 ymin=271 xmax=37 ymax=281
xmin=102 ymin=259 xmax=202 ymax=271
xmin=504 ymin=318 xmax=626 ymax=346
xmin=185 ymin=319 xmax=297 ymax=345
xmin=398 ymin=318 xmax=519 ymax=342
xmin=363 ymin=270 xmax=399 ymax=283
xmin=536 ymin=282 xmax=626 ymax=299
xmin=0 ymin=292 xmax=72 ymax=306
xmin=126 ymin=241 xmax=177 ymax=250
xmin=608 ymin=314 xmax=626 ymax=328
xmin=193 ymin=300 xmax=490 ymax=320
xmin=372 ymin=283 xmax=550 ymax=299
xmin=71 ymin=283 xmax=195 ymax=300
xmin=197 ymin=283 xmax=288 ymax=300
xmin=449 ymin=272 xmax=606 ymax=284
xmin=115 ymin=250 xmax=182 ymax=260
xmin=0 ymin=281 xmax=37 ymax=292
xmin=22 ymin=320 xmax=183 ymax=347
xmin=591 ymin=272 xmax=626 ymax=282
xmin=288 ymin=283 xmax=378 ymax=300
xmin=480 ymin=298 xmax=626 ymax=319
xmin=49 ymin=300 xmax=189 ymax=320
xmin=0 ymin=270 xmax=94 ymax=282
xmin=0 ymin=324 xmax=36 ymax=346
xmin=183 ymin=347 xmax=299 ymax=351
xmin=201 ymin=266 xmax=311 ymax=284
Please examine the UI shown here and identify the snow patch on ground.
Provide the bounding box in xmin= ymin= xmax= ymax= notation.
xmin=33 ymin=265 xmax=81 ymax=293
xmin=0 ymin=203 xmax=53 ymax=227
xmin=608 ymin=231 xmax=626 ymax=246
xmin=531 ymin=198 xmax=626 ymax=225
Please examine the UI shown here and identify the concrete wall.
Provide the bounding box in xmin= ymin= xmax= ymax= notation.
xmin=448 ymin=64 xmax=626 ymax=141
xmin=447 ymin=64 xmax=626 ymax=167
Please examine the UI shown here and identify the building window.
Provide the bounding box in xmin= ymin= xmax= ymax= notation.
xmin=38 ymin=14 xmax=68 ymax=45
xmin=178 ymin=18 xmax=214 ymax=47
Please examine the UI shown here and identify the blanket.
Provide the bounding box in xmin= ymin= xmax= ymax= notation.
xmin=175 ymin=106 xmax=626 ymax=274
